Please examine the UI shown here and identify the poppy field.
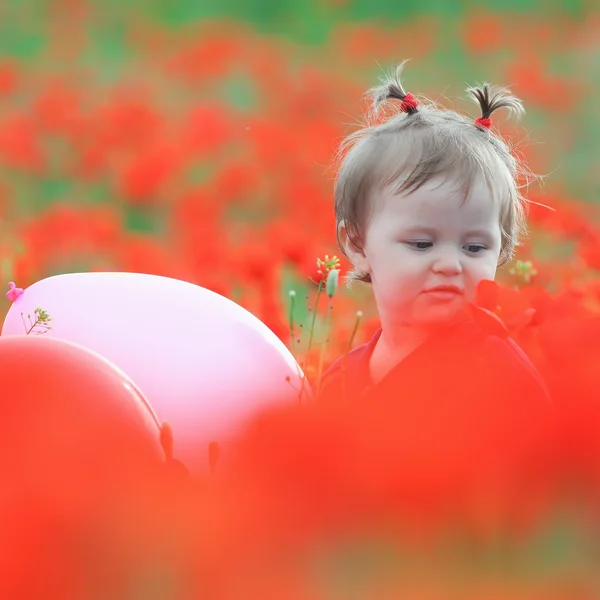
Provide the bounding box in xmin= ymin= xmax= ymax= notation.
xmin=2 ymin=1 xmax=600 ymax=598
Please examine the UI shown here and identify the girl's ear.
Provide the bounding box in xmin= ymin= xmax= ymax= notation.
xmin=338 ymin=220 xmax=371 ymax=275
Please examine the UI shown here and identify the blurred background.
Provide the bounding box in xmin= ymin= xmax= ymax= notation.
xmin=0 ymin=0 xmax=599 ymax=359
xmin=2 ymin=2 xmax=600 ymax=598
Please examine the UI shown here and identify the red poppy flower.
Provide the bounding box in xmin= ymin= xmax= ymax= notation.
xmin=118 ymin=141 xmax=185 ymax=204
xmin=0 ymin=60 xmax=18 ymax=95
xmin=463 ymin=12 xmax=503 ymax=53
xmin=474 ymin=279 xmax=537 ymax=332
xmin=0 ymin=112 xmax=44 ymax=172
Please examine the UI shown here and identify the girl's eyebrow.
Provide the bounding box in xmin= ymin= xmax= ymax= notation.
xmin=400 ymin=226 xmax=439 ymax=235
xmin=464 ymin=229 xmax=495 ymax=239
xmin=400 ymin=226 xmax=494 ymax=238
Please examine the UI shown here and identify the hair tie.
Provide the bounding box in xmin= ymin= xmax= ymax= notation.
xmin=475 ymin=116 xmax=492 ymax=129
xmin=400 ymin=93 xmax=419 ymax=113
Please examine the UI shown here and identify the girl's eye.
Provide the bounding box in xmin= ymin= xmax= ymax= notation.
xmin=465 ymin=244 xmax=486 ymax=254
xmin=408 ymin=241 xmax=432 ymax=250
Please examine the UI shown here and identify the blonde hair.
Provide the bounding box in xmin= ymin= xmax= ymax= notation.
xmin=334 ymin=61 xmax=533 ymax=284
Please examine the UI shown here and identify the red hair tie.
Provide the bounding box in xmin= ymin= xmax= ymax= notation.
xmin=400 ymin=93 xmax=419 ymax=113
xmin=475 ymin=116 xmax=492 ymax=129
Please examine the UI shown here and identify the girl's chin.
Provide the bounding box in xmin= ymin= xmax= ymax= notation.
xmin=413 ymin=304 xmax=469 ymax=328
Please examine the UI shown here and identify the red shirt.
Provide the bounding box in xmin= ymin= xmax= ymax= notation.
xmin=319 ymin=316 xmax=551 ymax=409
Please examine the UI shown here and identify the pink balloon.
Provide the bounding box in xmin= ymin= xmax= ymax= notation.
xmin=2 ymin=273 xmax=305 ymax=473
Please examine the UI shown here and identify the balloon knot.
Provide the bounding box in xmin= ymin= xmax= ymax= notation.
xmin=6 ymin=282 xmax=24 ymax=303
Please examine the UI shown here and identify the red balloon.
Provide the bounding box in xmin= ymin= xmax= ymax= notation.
xmin=0 ymin=336 xmax=167 ymax=596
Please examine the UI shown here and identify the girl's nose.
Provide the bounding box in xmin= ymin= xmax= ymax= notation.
xmin=431 ymin=249 xmax=463 ymax=276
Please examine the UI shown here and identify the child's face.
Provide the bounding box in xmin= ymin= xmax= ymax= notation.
xmin=349 ymin=173 xmax=502 ymax=328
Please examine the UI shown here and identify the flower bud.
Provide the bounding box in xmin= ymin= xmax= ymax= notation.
xmin=326 ymin=269 xmax=339 ymax=298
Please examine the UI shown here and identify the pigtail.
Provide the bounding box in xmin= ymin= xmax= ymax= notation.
xmin=467 ymin=83 xmax=524 ymax=129
xmin=369 ymin=60 xmax=419 ymax=115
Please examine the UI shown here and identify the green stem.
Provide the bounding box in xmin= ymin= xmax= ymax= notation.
xmin=288 ymin=290 xmax=307 ymax=400
xmin=25 ymin=316 xmax=41 ymax=335
xmin=299 ymin=281 xmax=323 ymax=403
xmin=315 ymin=296 xmax=333 ymax=398
xmin=288 ymin=290 xmax=296 ymax=354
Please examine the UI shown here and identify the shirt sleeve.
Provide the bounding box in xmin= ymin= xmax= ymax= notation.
xmin=481 ymin=335 xmax=552 ymax=405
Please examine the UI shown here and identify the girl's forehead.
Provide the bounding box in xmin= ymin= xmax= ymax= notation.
xmin=381 ymin=173 xmax=497 ymax=209
xmin=372 ymin=174 xmax=502 ymax=228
